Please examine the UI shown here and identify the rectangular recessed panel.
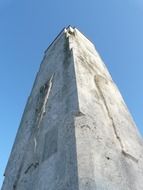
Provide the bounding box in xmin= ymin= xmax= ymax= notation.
xmin=42 ymin=128 xmax=58 ymax=162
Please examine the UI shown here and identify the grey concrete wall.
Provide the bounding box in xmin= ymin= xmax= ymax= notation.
xmin=2 ymin=26 xmax=143 ymax=190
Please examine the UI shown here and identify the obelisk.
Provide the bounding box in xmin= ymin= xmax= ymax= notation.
xmin=2 ymin=26 xmax=143 ymax=190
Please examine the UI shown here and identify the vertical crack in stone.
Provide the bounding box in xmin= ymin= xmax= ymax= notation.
xmin=94 ymin=75 xmax=138 ymax=163
xmin=36 ymin=74 xmax=54 ymax=129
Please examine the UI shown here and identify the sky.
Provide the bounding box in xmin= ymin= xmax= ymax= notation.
xmin=0 ymin=0 xmax=143 ymax=187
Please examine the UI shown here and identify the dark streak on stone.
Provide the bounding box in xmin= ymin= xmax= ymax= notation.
xmin=122 ymin=150 xmax=138 ymax=163
xmin=24 ymin=162 xmax=39 ymax=174
xmin=80 ymin=125 xmax=91 ymax=129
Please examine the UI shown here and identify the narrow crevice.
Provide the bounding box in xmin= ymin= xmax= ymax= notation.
xmin=94 ymin=76 xmax=124 ymax=149
xmin=24 ymin=163 xmax=34 ymax=174
xmin=122 ymin=150 xmax=138 ymax=163
xmin=24 ymin=162 xmax=39 ymax=174
xmin=36 ymin=74 xmax=54 ymax=129
xmin=94 ymin=76 xmax=138 ymax=163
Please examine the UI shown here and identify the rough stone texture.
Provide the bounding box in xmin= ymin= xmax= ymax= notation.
xmin=2 ymin=26 xmax=143 ymax=190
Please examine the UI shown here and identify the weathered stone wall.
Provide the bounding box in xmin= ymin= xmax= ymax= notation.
xmin=2 ymin=26 xmax=143 ymax=190
xmin=2 ymin=28 xmax=79 ymax=190
xmin=72 ymin=28 xmax=143 ymax=190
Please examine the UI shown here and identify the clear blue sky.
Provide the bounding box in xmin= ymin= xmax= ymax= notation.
xmin=0 ymin=0 xmax=143 ymax=187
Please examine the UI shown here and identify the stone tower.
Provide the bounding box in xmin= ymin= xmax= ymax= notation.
xmin=2 ymin=26 xmax=143 ymax=190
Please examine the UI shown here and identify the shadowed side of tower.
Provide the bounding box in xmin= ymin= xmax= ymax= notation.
xmin=2 ymin=26 xmax=143 ymax=190
xmin=2 ymin=27 xmax=80 ymax=190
